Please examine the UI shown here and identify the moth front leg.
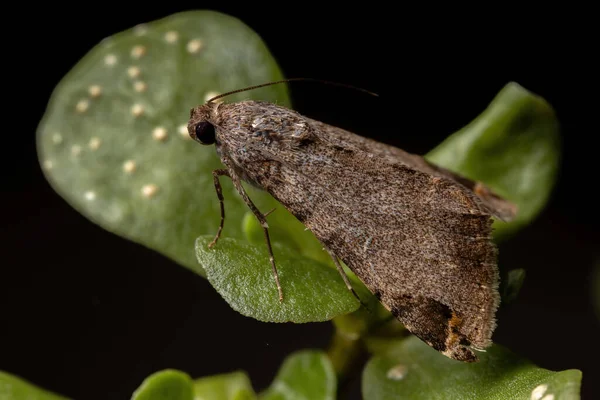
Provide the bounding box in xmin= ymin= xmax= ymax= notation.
xmin=227 ymin=171 xmax=284 ymax=303
xmin=208 ymin=169 xmax=230 ymax=249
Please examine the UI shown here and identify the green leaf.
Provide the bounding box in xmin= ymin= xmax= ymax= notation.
xmin=259 ymin=350 xmax=336 ymax=400
xmin=0 ymin=371 xmax=70 ymax=400
xmin=362 ymin=336 xmax=582 ymax=400
xmin=36 ymin=10 xmax=291 ymax=277
xmin=426 ymin=82 xmax=560 ymax=241
xmin=131 ymin=369 xmax=194 ymax=400
xmin=195 ymin=236 xmax=360 ymax=323
xmin=193 ymin=371 xmax=257 ymax=400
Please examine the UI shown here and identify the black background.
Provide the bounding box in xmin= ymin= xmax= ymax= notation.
xmin=3 ymin=5 xmax=598 ymax=400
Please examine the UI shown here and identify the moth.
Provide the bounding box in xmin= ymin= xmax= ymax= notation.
xmin=187 ymin=80 xmax=517 ymax=362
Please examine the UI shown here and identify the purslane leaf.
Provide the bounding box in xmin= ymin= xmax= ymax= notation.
xmin=361 ymin=336 xmax=582 ymax=400
xmin=195 ymin=236 xmax=360 ymax=323
xmin=0 ymin=371 xmax=70 ymax=400
xmin=193 ymin=371 xmax=257 ymax=400
xmin=426 ymin=82 xmax=560 ymax=241
xmin=259 ymin=350 xmax=336 ymax=400
xmin=130 ymin=369 xmax=194 ymax=400
xmin=36 ymin=10 xmax=291 ymax=277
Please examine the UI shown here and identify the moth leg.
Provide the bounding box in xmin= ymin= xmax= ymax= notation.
xmin=208 ymin=169 xmax=231 ymax=249
xmin=324 ymin=247 xmax=368 ymax=310
xmin=263 ymin=208 xmax=277 ymax=217
xmin=228 ymin=172 xmax=284 ymax=303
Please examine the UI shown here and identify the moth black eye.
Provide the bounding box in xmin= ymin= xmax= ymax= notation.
xmin=194 ymin=121 xmax=216 ymax=145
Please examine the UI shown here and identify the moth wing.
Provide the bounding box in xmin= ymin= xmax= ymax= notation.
xmin=307 ymin=118 xmax=518 ymax=222
xmin=259 ymin=135 xmax=500 ymax=362
xmin=358 ymin=216 xmax=499 ymax=363
xmin=407 ymin=160 xmax=518 ymax=222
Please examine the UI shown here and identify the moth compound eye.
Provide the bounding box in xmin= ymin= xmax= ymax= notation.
xmin=194 ymin=121 xmax=216 ymax=145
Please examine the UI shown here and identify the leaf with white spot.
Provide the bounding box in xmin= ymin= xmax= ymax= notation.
xmin=36 ymin=10 xmax=295 ymax=277
xmin=361 ymin=335 xmax=582 ymax=400
xmin=259 ymin=351 xmax=337 ymax=400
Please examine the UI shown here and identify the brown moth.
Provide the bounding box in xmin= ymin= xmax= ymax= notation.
xmin=187 ymin=83 xmax=517 ymax=362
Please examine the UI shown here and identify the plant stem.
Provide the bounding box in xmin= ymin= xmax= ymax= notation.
xmin=327 ymin=325 xmax=366 ymax=380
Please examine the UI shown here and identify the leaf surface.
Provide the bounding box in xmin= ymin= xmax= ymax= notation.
xmin=362 ymin=336 xmax=582 ymax=400
xmin=259 ymin=351 xmax=336 ymax=400
xmin=131 ymin=369 xmax=194 ymax=400
xmin=36 ymin=10 xmax=291 ymax=276
xmin=193 ymin=371 xmax=257 ymax=400
xmin=195 ymin=236 xmax=360 ymax=323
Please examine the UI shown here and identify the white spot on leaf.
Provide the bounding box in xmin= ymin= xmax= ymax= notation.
xmin=88 ymin=85 xmax=102 ymax=97
xmin=142 ymin=184 xmax=158 ymax=198
xmin=43 ymin=160 xmax=53 ymax=170
xmin=104 ymin=54 xmax=117 ymax=66
xmin=134 ymin=81 xmax=147 ymax=92
xmin=386 ymin=364 xmax=407 ymax=381
xmin=84 ymin=191 xmax=96 ymax=201
xmin=71 ymin=145 xmax=82 ymax=156
xmin=123 ymin=160 xmax=136 ymax=173
xmin=75 ymin=99 xmax=89 ymax=113
xmin=541 ymin=395 xmax=554 ymax=400
xmin=131 ymin=45 xmax=146 ymax=59
xmin=127 ymin=66 xmax=141 ymax=78
xmin=131 ymin=104 xmax=144 ymax=117
xmin=165 ymin=31 xmax=178 ymax=43
xmin=89 ymin=137 xmax=101 ymax=150
xmin=187 ymin=39 xmax=203 ymax=53
xmin=52 ymin=133 xmax=63 ymax=145
xmin=531 ymin=384 xmax=548 ymax=400
xmin=178 ymin=124 xmax=191 ymax=139
xmin=152 ymin=127 xmax=168 ymax=141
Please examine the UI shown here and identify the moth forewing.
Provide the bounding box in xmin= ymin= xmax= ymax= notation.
xmin=188 ymin=100 xmax=516 ymax=363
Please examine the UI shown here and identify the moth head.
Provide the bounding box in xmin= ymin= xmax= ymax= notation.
xmin=188 ymin=104 xmax=217 ymax=146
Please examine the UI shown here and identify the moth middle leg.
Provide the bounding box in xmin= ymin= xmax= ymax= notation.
xmin=223 ymin=170 xmax=284 ymax=303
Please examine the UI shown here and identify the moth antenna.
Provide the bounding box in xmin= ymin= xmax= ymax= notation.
xmin=206 ymin=78 xmax=379 ymax=103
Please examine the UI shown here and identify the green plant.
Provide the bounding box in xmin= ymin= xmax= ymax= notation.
xmin=12 ymin=10 xmax=580 ymax=400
